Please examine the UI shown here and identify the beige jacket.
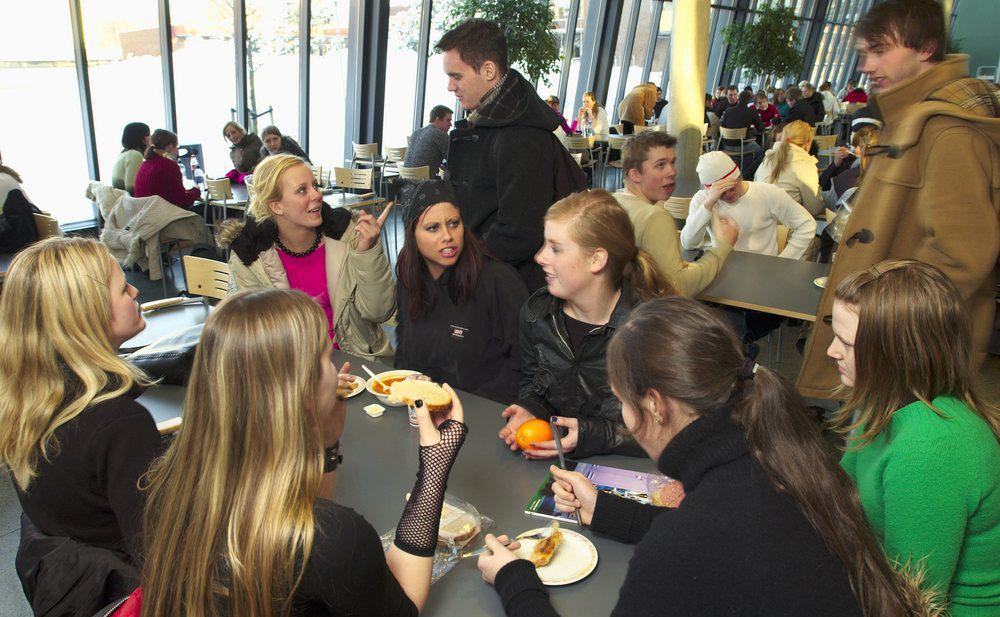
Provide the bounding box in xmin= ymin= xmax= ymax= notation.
xmin=222 ymin=219 xmax=395 ymax=361
xmin=797 ymin=55 xmax=1000 ymax=398
xmin=618 ymin=84 xmax=657 ymax=126
xmin=614 ymin=189 xmax=731 ymax=297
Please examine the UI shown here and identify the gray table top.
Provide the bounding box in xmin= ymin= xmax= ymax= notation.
xmin=692 ymin=250 xmax=830 ymax=321
xmin=138 ymin=351 xmax=655 ymax=616
xmin=120 ymin=302 xmax=211 ymax=351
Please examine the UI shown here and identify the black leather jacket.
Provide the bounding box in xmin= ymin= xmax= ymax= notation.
xmin=515 ymin=285 xmax=644 ymax=458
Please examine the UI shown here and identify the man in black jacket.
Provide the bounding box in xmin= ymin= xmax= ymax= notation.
xmin=799 ymin=81 xmax=826 ymax=119
xmin=784 ymin=86 xmax=819 ymax=126
xmin=712 ymin=85 xmax=738 ymax=118
xmin=438 ymin=20 xmax=564 ymax=290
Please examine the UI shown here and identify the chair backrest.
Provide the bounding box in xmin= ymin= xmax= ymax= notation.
xmin=719 ymin=126 xmax=747 ymax=140
xmin=352 ymin=142 xmax=379 ymax=160
xmin=607 ymin=134 xmax=631 ymax=151
xmin=813 ymin=134 xmax=837 ymax=152
xmin=182 ymin=255 xmax=231 ymax=301
xmin=244 ymin=175 xmax=256 ymax=201
xmin=334 ymin=167 xmax=373 ymax=191
xmin=397 ymin=165 xmax=430 ymax=181
xmin=384 ymin=146 xmax=407 ymax=163
xmin=33 ymin=214 xmax=60 ymax=239
xmin=205 ymin=178 xmax=232 ymax=200
xmin=776 ymin=224 xmax=790 ymax=254
xmin=563 ymin=135 xmax=592 ymax=151
xmin=309 ymin=165 xmax=323 ymax=185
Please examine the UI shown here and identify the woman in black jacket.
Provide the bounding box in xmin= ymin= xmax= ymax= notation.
xmin=0 ymin=237 xmax=160 ymax=614
xmin=260 ymin=125 xmax=312 ymax=163
xmin=479 ymin=297 xmax=934 ymax=617
xmin=497 ymin=190 xmax=673 ymax=459
xmin=394 ymin=180 xmax=528 ymax=403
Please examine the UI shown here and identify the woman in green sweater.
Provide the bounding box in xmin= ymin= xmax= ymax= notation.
xmin=827 ymin=259 xmax=1000 ymax=617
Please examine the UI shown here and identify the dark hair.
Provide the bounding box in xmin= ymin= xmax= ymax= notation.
xmin=260 ymin=125 xmax=282 ymax=138
xmin=606 ymin=297 xmax=931 ymax=617
xmin=820 ymin=81 xmax=832 ymax=91
xmin=785 ymin=86 xmax=803 ymax=103
xmin=144 ymin=129 xmax=179 ymax=161
xmin=621 ymin=131 xmax=678 ymax=177
xmin=738 ymin=91 xmax=753 ymax=106
xmin=121 ymin=122 xmax=151 ymax=153
xmin=396 ymin=205 xmax=489 ymax=321
xmin=726 ymin=85 xmax=738 ymax=92
xmin=546 ymin=95 xmax=560 ymax=106
xmin=436 ymin=19 xmax=509 ymax=74
xmin=428 ymin=105 xmax=452 ymax=123
xmin=855 ymin=0 xmax=946 ymax=62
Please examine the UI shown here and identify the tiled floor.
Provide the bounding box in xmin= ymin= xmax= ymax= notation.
xmin=2 ymin=238 xmax=999 ymax=615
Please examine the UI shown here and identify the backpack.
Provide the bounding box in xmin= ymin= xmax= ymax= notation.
xmin=550 ymin=134 xmax=588 ymax=200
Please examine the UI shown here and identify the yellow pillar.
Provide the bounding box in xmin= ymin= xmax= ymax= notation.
xmin=667 ymin=0 xmax=710 ymax=195
xmin=941 ymin=0 xmax=953 ymax=32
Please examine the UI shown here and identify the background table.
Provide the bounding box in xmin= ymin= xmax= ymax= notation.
xmin=226 ymin=184 xmax=386 ymax=210
xmin=138 ymin=351 xmax=656 ymax=617
xmin=690 ymin=250 xmax=830 ymax=321
xmin=121 ymin=302 xmax=211 ymax=351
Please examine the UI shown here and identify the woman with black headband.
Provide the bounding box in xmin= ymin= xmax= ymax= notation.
xmin=394 ymin=179 xmax=527 ymax=403
xmin=478 ymin=297 xmax=938 ymax=617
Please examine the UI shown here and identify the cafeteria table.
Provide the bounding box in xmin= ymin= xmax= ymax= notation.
xmin=689 ymin=250 xmax=831 ymax=321
xmin=228 ymin=184 xmax=387 ymax=210
xmin=138 ymin=351 xmax=656 ymax=617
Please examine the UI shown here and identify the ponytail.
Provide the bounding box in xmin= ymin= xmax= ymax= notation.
xmin=768 ymin=120 xmax=813 ymax=183
xmin=625 ymin=249 xmax=675 ymax=300
xmin=608 ymin=297 xmax=941 ymax=617
xmin=767 ymin=140 xmax=791 ymax=183
xmin=145 ymin=128 xmax=179 ymax=161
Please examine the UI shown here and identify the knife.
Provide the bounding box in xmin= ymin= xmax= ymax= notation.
xmin=550 ymin=417 xmax=583 ymax=526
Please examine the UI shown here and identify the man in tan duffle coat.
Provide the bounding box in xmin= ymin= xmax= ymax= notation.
xmin=797 ymin=0 xmax=1000 ymax=398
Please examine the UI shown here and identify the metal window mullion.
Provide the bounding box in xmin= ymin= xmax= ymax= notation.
xmin=234 ymin=0 xmax=248 ymax=128
xmin=640 ymin=0 xmax=662 ymax=84
xmin=412 ymin=0 xmax=433 ymax=133
xmin=830 ymin=2 xmax=858 ymax=89
xmin=557 ymin=0 xmax=581 ymax=106
xmin=69 ymin=0 xmax=98 ymax=184
xmin=827 ymin=0 xmax=853 ymax=85
xmin=158 ymin=0 xmax=177 ymax=133
xmin=809 ymin=0 xmax=838 ymax=83
xmin=299 ymin=0 xmax=310 ymax=150
xmin=576 ymin=0 xmax=621 ymax=112
xmin=612 ymin=0 xmax=642 ymax=123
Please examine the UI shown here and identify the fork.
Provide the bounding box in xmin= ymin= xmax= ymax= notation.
xmin=459 ymin=526 xmax=557 ymax=559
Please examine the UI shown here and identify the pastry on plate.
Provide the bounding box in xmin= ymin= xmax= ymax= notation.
xmin=529 ymin=522 xmax=564 ymax=567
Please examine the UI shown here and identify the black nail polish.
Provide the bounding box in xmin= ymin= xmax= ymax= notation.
xmin=415 ymin=399 xmax=423 ymax=408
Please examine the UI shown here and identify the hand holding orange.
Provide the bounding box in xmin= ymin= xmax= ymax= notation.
xmin=515 ymin=418 xmax=553 ymax=451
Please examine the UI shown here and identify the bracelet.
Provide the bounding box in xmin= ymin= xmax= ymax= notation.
xmin=323 ymin=442 xmax=343 ymax=473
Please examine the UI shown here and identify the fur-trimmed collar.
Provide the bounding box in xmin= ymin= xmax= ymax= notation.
xmin=218 ymin=203 xmax=351 ymax=266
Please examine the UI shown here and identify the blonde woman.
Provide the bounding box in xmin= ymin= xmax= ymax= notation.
xmin=498 ymin=189 xmax=674 ymax=459
xmin=130 ymin=288 xmax=468 ymax=616
xmin=0 ymin=237 xmax=159 ymax=611
xmin=219 ymin=154 xmax=395 ymax=361
xmin=577 ymin=91 xmax=609 ymax=136
xmin=828 ymin=260 xmax=1000 ymax=616
xmin=222 ymin=120 xmax=263 ymax=176
xmin=754 ymin=120 xmax=824 ymax=215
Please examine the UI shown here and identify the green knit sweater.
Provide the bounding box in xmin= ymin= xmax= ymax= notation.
xmin=841 ymin=396 xmax=1000 ymax=617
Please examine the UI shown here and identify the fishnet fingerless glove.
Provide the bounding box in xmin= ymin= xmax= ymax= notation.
xmin=393 ymin=419 xmax=468 ymax=556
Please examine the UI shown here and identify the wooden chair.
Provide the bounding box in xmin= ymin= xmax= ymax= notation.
xmin=204 ymin=178 xmax=241 ymax=228
xmin=384 ymin=146 xmax=407 ymax=165
xmin=309 ymin=165 xmax=324 ymax=187
xmin=396 ymin=165 xmax=429 ymax=181
xmin=33 ymin=214 xmax=60 ymax=239
xmin=602 ymin=134 xmax=632 ymax=189
xmin=182 ymin=255 xmax=231 ymax=305
xmin=333 ymin=167 xmax=374 ymax=194
xmin=352 ymin=142 xmax=380 ymax=169
xmin=563 ymin=135 xmax=598 ymax=184
xmin=380 ymin=146 xmax=408 ymax=194
xmin=718 ymin=126 xmax=753 ymax=169
xmin=813 ymin=134 xmax=838 ymax=168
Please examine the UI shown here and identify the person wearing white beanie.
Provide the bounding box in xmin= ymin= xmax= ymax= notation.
xmin=681 ymin=151 xmax=816 ymax=260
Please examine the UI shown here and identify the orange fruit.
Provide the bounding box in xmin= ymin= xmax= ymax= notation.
xmin=516 ymin=418 xmax=553 ymax=451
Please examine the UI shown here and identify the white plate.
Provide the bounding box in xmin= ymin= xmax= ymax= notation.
xmin=514 ymin=527 xmax=598 ymax=586
xmin=365 ymin=370 xmax=420 ymax=407
xmin=814 ymin=276 xmax=828 ymax=289
xmin=343 ymin=374 xmax=367 ymax=398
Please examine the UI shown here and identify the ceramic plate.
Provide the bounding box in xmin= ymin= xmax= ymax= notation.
xmin=814 ymin=276 xmax=828 ymax=289
xmin=514 ymin=527 xmax=598 ymax=586
xmin=343 ymin=374 xmax=367 ymax=398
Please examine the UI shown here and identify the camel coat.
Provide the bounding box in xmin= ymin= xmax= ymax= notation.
xmin=617 ymin=84 xmax=657 ymax=126
xmin=797 ymin=55 xmax=1000 ymax=398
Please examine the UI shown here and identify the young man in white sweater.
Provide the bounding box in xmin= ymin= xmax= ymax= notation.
xmin=613 ymin=132 xmax=739 ymax=297
xmin=681 ymin=151 xmax=816 ymax=260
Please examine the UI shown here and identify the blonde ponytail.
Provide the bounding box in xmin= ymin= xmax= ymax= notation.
xmin=768 ymin=120 xmax=813 ymax=183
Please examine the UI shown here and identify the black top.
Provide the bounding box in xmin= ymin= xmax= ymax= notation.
xmin=492 ymin=407 xmax=862 ymax=617
xmin=14 ymin=385 xmax=161 ymax=559
xmin=805 ymin=91 xmax=826 ymax=119
xmin=394 ymin=257 xmax=528 ymax=404
xmin=712 ymin=98 xmax=733 ymax=118
xmin=292 ymin=500 xmax=417 ymax=616
xmin=785 ymin=100 xmax=820 ymax=126
xmin=720 ymin=104 xmax=764 ymax=147
xmin=560 ymin=312 xmax=599 ymax=357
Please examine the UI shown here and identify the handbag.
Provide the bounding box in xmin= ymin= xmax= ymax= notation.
xmin=122 ymin=323 xmax=203 ymax=386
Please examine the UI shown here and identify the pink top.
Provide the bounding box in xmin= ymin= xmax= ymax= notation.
xmin=277 ymin=244 xmax=337 ymax=342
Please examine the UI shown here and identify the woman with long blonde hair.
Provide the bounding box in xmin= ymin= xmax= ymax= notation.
xmin=219 ymin=153 xmax=395 ymax=361
xmin=0 ymin=237 xmax=159 ymax=611
xmin=127 ymin=288 xmax=468 ymax=617
xmin=828 ymin=259 xmax=999 ymax=616
xmin=754 ymin=119 xmax=824 ymax=215
xmin=497 ymin=189 xmax=673 ymax=460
